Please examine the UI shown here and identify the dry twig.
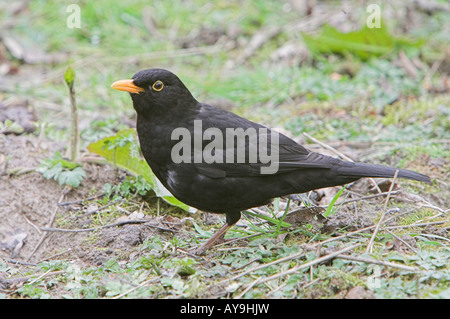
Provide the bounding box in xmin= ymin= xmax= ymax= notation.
xmin=27 ymin=188 xmax=70 ymax=262
xmin=366 ymin=170 xmax=399 ymax=253
xmin=243 ymin=243 xmax=360 ymax=288
xmin=40 ymin=219 xmax=149 ymax=233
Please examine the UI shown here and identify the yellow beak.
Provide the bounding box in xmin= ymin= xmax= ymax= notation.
xmin=111 ymin=79 xmax=144 ymax=94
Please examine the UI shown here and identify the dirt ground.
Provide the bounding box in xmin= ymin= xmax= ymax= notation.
xmin=1 ymin=131 xmax=445 ymax=267
xmin=0 ymin=133 xmax=151 ymax=264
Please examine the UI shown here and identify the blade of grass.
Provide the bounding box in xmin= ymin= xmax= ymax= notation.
xmin=323 ymin=185 xmax=347 ymax=218
xmin=276 ymin=197 xmax=291 ymax=233
xmin=245 ymin=210 xmax=292 ymax=228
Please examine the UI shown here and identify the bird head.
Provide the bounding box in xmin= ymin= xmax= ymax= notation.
xmin=111 ymin=68 xmax=197 ymax=117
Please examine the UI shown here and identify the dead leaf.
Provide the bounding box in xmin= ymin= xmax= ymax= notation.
xmin=370 ymin=179 xmax=399 ymax=193
xmin=284 ymin=206 xmax=326 ymax=229
xmin=385 ymin=234 xmax=417 ymax=254
xmin=316 ymin=187 xmax=339 ymax=206
xmin=0 ymin=97 xmax=36 ymax=134
xmin=393 ymin=190 xmax=427 ymax=203
xmin=321 ymin=210 xmax=374 ymax=233
xmin=3 ymin=36 xmax=25 ymax=61
xmin=270 ymin=41 xmax=310 ymax=66
xmin=2 ymin=34 xmax=65 ymax=64
xmin=0 ymin=229 xmax=28 ymax=258
xmin=116 ymin=211 xmax=144 ymax=223
xmin=330 ymin=72 xmax=342 ymax=81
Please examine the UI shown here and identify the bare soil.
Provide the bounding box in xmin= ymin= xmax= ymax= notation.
xmin=0 ymin=133 xmax=160 ymax=265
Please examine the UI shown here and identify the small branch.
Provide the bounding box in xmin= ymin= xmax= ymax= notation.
xmin=3 ymin=270 xmax=65 ymax=289
xmin=385 ymin=229 xmax=418 ymax=253
xmin=303 ymin=132 xmax=353 ymax=162
xmin=384 ymin=220 xmax=447 ymax=230
xmin=336 ymin=255 xmax=418 ymax=272
xmin=40 ymin=219 xmax=149 ymax=233
xmin=38 ymin=248 xmax=73 ymax=263
xmin=145 ymin=223 xmax=179 ymax=233
xmin=235 ymin=277 xmax=263 ymax=299
xmin=27 ymin=188 xmax=70 ymax=262
xmin=112 ymin=277 xmax=159 ymax=299
xmin=245 ymin=243 xmax=360 ymax=287
xmin=57 ymin=193 xmax=106 ymax=206
xmin=82 ymin=199 xmax=125 ymax=217
xmin=366 ymin=170 xmax=399 ymax=253
xmin=8 ymin=167 xmax=37 ymax=176
xmin=221 ymin=247 xmax=306 ymax=284
xmin=338 ymin=190 xmax=401 ymax=206
xmin=6 ymin=259 xmax=37 ymax=267
xmin=302 ymin=243 xmax=418 ymax=271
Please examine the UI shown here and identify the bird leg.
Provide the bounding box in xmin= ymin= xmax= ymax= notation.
xmin=190 ymin=222 xmax=232 ymax=255
xmin=190 ymin=211 xmax=241 ymax=255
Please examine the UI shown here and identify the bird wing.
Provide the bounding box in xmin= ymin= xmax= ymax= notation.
xmin=193 ymin=104 xmax=333 ymax=178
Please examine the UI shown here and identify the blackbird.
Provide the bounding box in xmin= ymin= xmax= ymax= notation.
xmin=112 ymin=68 xmax=431 ymax=255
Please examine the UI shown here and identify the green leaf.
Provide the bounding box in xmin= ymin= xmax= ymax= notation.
xmin=87 ymin=129 xmax=189 ymax=211
xmin=64 ymin=66 xmax=75 ymax=89
xmin=37 ymin=151 xmax=86 ymax=187
xmin=323 ymin=186 xmax=346 ymax=218
xmin=57 ymin=167 xmax=86 ymax=187
xmin=245 ymin=210 xmax=291 ymax=228
xmin=192 ymin=221 xmax=212 ymax=238
xmin=302 ymin=23 xmax=423 ymax=60
xmin=40 ymin=162 xmax=62 ymax=179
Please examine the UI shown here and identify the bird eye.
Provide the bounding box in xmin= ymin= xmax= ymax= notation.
xmin=152 ymin=80 xmax=164 ymax=91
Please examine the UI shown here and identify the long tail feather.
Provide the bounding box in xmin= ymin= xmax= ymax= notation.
xmin=336 ymin=162 xmax=431 ymax=183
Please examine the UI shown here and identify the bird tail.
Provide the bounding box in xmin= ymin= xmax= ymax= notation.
xmin=336 ymin=162 xmax=431 ymax=184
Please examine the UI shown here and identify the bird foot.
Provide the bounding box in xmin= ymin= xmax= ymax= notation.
xmin=188 ymin=225 xmax=230 ymax=256
xmin=188 ymin=236 xmax=224 ymax=256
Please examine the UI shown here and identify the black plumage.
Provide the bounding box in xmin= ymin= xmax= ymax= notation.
xmin=112 ymin=68 xmax=431 ymax=255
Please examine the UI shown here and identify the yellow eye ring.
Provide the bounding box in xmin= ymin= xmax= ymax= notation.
xmin=152 ymin=80 xmax=164 ymax=91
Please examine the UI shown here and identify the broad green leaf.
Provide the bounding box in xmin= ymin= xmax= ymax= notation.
xmin=302 ymin=23 xmax=423 ymax=60
xmin=56 ymin=167 xmax=86 ymax=187
xmin=37 ymin=151 xmax=86 ymax=187
xmin=87 ymin=129 xmax=189 ymax=211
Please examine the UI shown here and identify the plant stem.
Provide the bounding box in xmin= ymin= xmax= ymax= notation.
xmin=68 ymin=79 xmax=79 ymax=161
